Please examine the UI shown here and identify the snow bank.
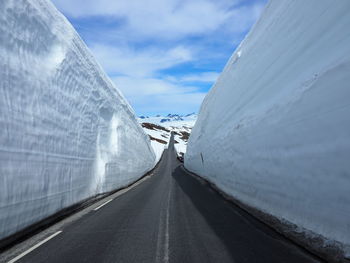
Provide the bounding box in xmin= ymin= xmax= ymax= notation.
xmin=172 ymin=127 xmax=191 ymax=156
xmin=186 ymin=0 xmax=350 ymax=255
xmin=174 ymin=138 xmax=187 ymax=156
xmin=142 ymin=126 xmax=168 ymax=163
xmin=0 ymin=0 xmax=155 ymax=240
xmin=149 ymin=141 xmax=166 ymax=163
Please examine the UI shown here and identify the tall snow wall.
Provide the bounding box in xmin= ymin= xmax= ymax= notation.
xmin=0 ymin=0 xmax=156 ymax=240
xmin=185 ymin=0 xmax=350 ymax=257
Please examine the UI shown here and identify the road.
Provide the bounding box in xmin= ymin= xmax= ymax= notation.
xmin=5 ymin=134 xmax=321 ymax=263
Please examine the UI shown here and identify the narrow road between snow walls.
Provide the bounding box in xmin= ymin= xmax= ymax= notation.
xmin=1 ymin=135 xmax=322 ymax=263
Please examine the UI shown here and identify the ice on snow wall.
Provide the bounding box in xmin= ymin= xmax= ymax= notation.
xmin=0 ymin=0 xmax=155 ymax=239
xmin=186 ymin=0 xmax=350 ymax=253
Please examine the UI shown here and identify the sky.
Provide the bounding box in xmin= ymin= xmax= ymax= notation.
xmin=51 ymin=0 xmax=267 ymax=116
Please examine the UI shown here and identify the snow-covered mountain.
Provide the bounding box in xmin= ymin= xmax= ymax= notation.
xmin=138 ymin=113 xmax=197 ymax=127
xmin=0 ymin=0 xmax=155 ymax=240
xmin=139 ymin=113 xmax=196 ymax=161
xmin=186 ymin=0 xmax=350 ymax=260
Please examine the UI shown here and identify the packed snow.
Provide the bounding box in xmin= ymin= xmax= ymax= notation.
xmin=140 ymin=123 xmax=170 ymax=163
xmin=185 ymin=0 xmax=350 ymax=257
xmin=0 ymin=0 xmax=155 ymax=240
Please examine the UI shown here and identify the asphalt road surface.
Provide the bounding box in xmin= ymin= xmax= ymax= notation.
xmin=7 ymin=134 xmax=321 ymax=263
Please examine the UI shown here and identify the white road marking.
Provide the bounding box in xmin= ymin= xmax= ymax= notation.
xmin=156 ymin=209 xmax=165 ymax=262
xmin=1 ymin=165 xmax=157 ymax=263
xmin=164 ymin=184 xmax=172 ymax=263
xmin=93 ymin=199 xmax=113 ymax=211
xmin=8 ymin=231 xmax=62 ymax=263
xmin=155 ymin=178 xmax=172 ymax=263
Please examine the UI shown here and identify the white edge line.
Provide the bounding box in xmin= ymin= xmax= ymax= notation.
xmin=8 ymin=231 xmax=62 ymax=263
xmin=93 ymin=199 xmax=113 ymax=211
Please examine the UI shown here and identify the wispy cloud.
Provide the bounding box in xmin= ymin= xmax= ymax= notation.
xmin=176 ymin=72 xmax=220 ymax=83
xmin=91 ymin=44 xmax=192 ymax=78
xmin=52 ymin=0 xmax=267 ymax=115
xmin=53 ymin=0 xmax=260 ymax=39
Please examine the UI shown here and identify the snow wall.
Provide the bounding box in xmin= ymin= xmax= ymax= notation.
xmin=185 ymin=0 xmax=350 ymax=256
xmin=0 ymin=0 xmax=156 ymax=240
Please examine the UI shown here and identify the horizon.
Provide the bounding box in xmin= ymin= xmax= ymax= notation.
xmin=139 ymin=112 xmax=197 ymax=117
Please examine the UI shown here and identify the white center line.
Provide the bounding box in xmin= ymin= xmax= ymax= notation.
xmin=164 ymin=184 xmax=172 ymax=263
xmin=155 ymin=209 xmax=165 ymax=262
xmin=8 ymin=231 xmax=62 ymax=263
xmin=93 ymin=199 xmax=114 ymax=211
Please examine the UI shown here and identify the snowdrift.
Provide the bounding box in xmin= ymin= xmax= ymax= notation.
xmin=185 ymin=0 xmax=350 ymax=257
xmin=0 ymin=0 xmax=155 ymax=240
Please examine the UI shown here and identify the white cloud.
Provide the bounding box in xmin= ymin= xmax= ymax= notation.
xmin=51 ymin=0 xmax=267 ymax=114
xmin=111 ymin=75 xmax=206 ymax=114
xmin=111 ymin=76 xmax=193 ymax=96
xmin=89 ymin=42 xmax=207 ymax=114
xmin=128 ymin=90 xmax=207 ymax=115
xmin=52 ymin=0 xmax=264 ymax=40
xmin=91 ymin=44 xmax=192 ymax=77
xmin=136 ymin=92 xmax=207 ymax=115
xmin=177 ymin=72 xmax=220 ymax=83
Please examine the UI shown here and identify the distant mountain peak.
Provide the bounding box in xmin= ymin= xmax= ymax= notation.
xmin=138 ymin=113 xmax=197 ymax=127
xmin=139 ymin=113 xmax=197 ymax=119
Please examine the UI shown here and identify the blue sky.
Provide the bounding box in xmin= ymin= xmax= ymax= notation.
xmin=51 ymin=0 xmax=267 ymax=116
